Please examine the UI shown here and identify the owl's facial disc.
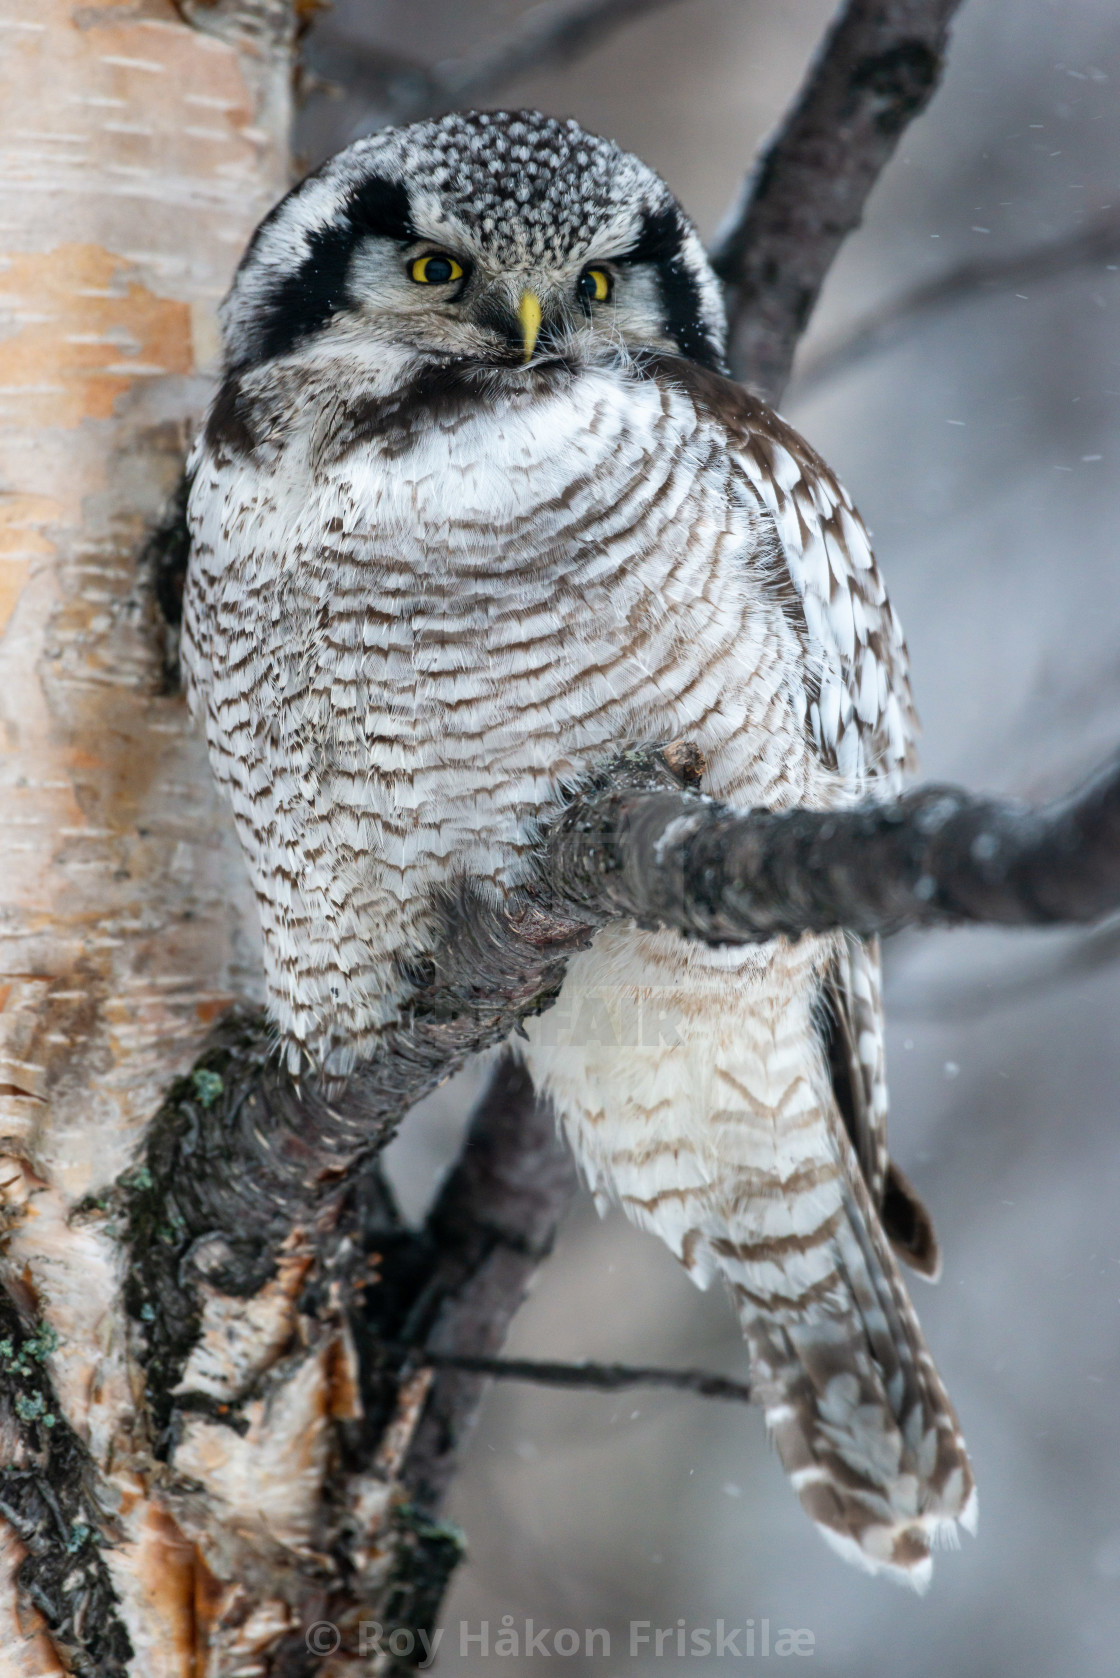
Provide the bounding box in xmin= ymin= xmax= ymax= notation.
xmin=220 ymin=112 xmax=729 ymax=378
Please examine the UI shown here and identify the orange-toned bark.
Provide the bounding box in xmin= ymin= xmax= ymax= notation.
xmin=0 ymin=2 xmax=293 ymax=1670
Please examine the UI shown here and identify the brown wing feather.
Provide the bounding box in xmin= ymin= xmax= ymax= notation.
xmin=823 ymin=935 xmax=941 ymax=1280
xmin=643 ymin=355 xmax=918 ymax=789
xmin=650 ymin=356 xmax=937 ymax=1278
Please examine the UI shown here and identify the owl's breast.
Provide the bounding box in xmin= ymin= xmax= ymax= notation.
xmin=185 ymin=361 xmax=824 ymax=1070
xmin=350 ymin=374 xmax=813 ymax=810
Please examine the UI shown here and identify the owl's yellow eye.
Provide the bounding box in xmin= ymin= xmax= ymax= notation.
xmin=578 ymin=267 xmax=612 ymax=306
xmin=410 ymin=253 xmax=464 ymax=286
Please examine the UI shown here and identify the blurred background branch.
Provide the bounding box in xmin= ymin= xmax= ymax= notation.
xmin=313 ymin=0 xmax=690 ymax=127
xmin=793 ymin=207 xmax=1120 ymax=394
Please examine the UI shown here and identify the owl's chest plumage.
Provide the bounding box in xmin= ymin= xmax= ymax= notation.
xmin=185 ymin=362 xmax=828 ymax=1072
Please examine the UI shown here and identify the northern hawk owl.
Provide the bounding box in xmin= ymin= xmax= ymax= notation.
xmin=182 ymin=109 xmax=975 ymax=1585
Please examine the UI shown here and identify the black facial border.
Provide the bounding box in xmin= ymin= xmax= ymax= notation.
xmin=619 ymin=203 xmax=726 ymax=374
xmin=237 ymin=174 xmax=415 ymax=371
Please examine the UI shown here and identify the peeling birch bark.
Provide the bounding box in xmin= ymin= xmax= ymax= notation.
xmin=0 ymin=2 xmax=292 ymax=1670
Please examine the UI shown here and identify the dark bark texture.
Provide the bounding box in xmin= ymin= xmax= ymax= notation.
xmin=0 ymin=1292 xmax=133 ymax=1678
xmin=545 ymin=748 xmax=1120 ymax=943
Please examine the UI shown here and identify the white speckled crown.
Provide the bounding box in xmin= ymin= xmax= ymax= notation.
xmin=382 ymin=109 xmax=659 ymax=264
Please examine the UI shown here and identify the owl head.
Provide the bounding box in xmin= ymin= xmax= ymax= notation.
xmin=220 ymin=110 xmax=728 ymax=382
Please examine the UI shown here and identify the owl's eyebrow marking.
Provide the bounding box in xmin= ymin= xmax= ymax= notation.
xmin=244 ymin=174 xmax=416 ymax=370
xmin=618 ymin=203 xmax=688 ymax=267
xmin=617 ymin=203 xmax=724 ymax=374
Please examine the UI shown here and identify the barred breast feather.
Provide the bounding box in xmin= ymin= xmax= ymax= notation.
xmin=183 ymin=346 xmax=973 ymax=1584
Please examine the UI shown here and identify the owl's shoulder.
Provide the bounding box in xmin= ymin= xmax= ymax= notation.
xmin=642 ymin=356 xmax=917 ymax=791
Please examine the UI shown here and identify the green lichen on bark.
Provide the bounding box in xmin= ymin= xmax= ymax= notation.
xmin=0 ymin=1291 xmax=133 ymax=1677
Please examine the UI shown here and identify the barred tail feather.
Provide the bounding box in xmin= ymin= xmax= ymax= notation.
xmin=517 ymin=938 xmax=975 ymax=1587
xmin=726 ymin=1166 xmax=976 ymax=1588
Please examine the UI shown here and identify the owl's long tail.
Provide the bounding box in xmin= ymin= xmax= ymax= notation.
xmin=519 ymin=943 xmax=975 ymax=1588
xmin=713 ymin=1147 xmax=976 ymax=1589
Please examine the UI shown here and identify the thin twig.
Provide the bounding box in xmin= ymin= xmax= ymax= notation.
xmin=394 ymin=1348 xmax=753 ymax=1403
xmin=334 ymin=0 xmax=687 ymax=129
xmin=792 ymin=210 xmax=1120 ymax=395
xmin=711 ymin=0 xmax=966 ymax=401
xmin=392 ymin=1052 xmax=579 ymax=1512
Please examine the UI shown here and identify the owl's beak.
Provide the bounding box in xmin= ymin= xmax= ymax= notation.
xmin=517 ymin=291 xmax=542 ymax=363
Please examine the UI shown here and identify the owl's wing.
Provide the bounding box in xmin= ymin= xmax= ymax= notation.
xmin=824 ymin=933 xmax=941 ymax=1278
xmin=659 ymin=357 xmax=935 ymax=1274
xmin=730 ymin=387 xmax=916 ymax=794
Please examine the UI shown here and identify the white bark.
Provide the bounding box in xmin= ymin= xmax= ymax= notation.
xmin=0 ymin=2 xmax=292 ymax=1669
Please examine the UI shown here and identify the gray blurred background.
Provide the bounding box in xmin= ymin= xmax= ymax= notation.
xmin=300 ymin=4 xmax=1120 ymax=1671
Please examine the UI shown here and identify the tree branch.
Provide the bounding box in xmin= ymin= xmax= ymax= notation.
xmin=398 ymin=1057 xmax=577 ymax=1513
xmin=395 ymin=1348 xmax=753 ymax=1403
xmin=711 ymin=0 xmax=966 ymax=401
xmin=120 ymin=739 xmax=1120 ymax=1438
xmin=543 ymin=746 xmax=1120 ymax=943
xmin=328 ymin=0 xmax=686 ymax=129
xmin=792 ymin=210 xmax=1120 ymax=394
xmin=121 ymin=889 xmax=594 ymax=1447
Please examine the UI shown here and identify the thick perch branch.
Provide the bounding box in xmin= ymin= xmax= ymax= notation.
xmin=545 ymin=747 xmax=1120 ymax=942
xmin=127 ymin=738 xmax=1120 ymax=1347
xmin=123 ymin=739 xmax=1120 ymax=1471
xmin=711 ymin=0 xmax=966 ymax=400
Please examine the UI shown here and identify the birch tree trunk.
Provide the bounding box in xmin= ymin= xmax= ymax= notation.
xmin=0 ymin=2 xmax=293 ymax=1669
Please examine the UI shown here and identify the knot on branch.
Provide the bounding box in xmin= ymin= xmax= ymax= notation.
xmin=850 ymin=41 xmax=943 ymax=135
xmin=172 ymin=0 xmax=313 ymax=50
